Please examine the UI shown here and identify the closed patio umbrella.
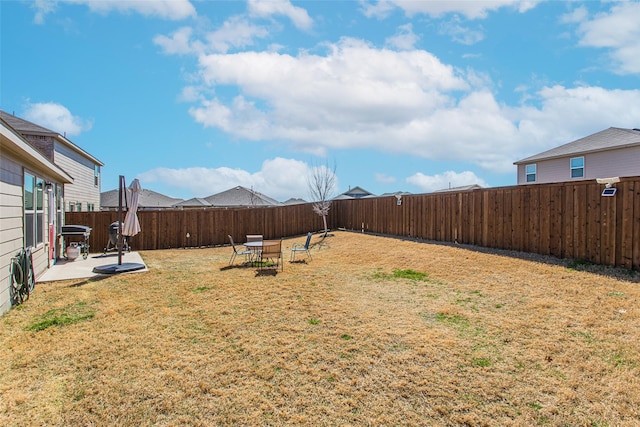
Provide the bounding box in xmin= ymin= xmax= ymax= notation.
xmin=122 ymin=178 xmax=141 ymax=237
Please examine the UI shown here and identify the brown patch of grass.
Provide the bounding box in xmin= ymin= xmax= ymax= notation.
xmin=1 ymin=231 xmax=639 ymax=425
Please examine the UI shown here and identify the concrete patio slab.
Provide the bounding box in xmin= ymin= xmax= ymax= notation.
xmin=38 ymin=252 xmax=148 ymax=282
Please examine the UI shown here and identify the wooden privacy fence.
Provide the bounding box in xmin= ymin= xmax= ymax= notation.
xmin=66 ymin=204 xmax=324 ymax=253
xmin=330 ymin=176 xmax=640 ymax=270
xmin=67 ymin=176 xmax=639 ymax=269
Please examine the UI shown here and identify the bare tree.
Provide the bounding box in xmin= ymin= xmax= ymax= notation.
xmin=249 ymin=186 xmax=258 ymax=207
xmin=308 ymin=161 xmax=337 ymax=237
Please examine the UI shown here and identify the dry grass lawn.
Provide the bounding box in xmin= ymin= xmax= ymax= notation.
xmin=1 ymin=231 xmax=639 ymax=426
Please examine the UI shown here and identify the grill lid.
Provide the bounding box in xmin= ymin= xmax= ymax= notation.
xmin=61 ymin=225 xmax=92 ymax=234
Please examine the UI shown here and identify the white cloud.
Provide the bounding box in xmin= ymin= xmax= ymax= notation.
xmin=514 ymin=85 xmax=640 ymax=155
xmin=22 ymin=102 xmax=93 ymax=137
xmin=205 ymin=16 xmax=270 ymax=53
xmin=189 ymin=37 xmax=467 ymax=140
xmin=155 ymin=18 xmax=270 ymax=56
xmin=385 ymin=24 xmax=419 ymax=50
xmin=33 ymin=0 xmax=196 ymax=22
xmin=439 ymin=17 xmax=484 ymax=45
xmin=154 ymin=27 xmax=201 ymax=55
xmin=406 ymin=171 xmax=488 ymax=193
xmin=181 ymin=35 xmax=640 ymax=175
xmin=574 ymin=2 xmax=640 ymax=74
xmin=361 ymin=0 xmax=540 ymax=20
xmin=33 ymin=0 xmax=56 ymax=24
xmin=560 ymin=6 xmax=588 ymax=25
xmin=248 ymin=0 xmax=313 ymax=31
xmin=137 ymin=157 xmax=332 ymax=201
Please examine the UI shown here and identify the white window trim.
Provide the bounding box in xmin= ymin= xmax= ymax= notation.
xmin=570 ymin=156 xmax=585 ymax=179
xmin=525 ymin=164 xmax=536 ymax=183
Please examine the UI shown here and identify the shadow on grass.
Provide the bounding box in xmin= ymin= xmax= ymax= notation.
xmin=219 ymin=264 xmax=254 ymax=271
xmin=67 ymin=275 xmax=112 ymax=288
xmin=255 ymin=269 xmax=278 ymax=277
xmin=347 ymin=230 xmax=640 ymax=283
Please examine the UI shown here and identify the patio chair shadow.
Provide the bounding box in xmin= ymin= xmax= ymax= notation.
xmin=67 ymin=275 xmax=112 ymax=288
xmin=219 ymin=264 xmax=252 ymax=271
xmin=255 ymin=269 xmax=278 ymax=277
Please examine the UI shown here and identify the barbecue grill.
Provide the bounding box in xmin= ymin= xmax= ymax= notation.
xmin=104 ymin=221 xmax=130 ymax=254
xmin=60 ymin=225 xmax=91 ymax=260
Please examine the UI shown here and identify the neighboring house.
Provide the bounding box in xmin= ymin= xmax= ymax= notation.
xmin=204 ymin=186 xmax=281 ymax=207
xmin=379 ymin=191 xmax=412 ymax=197
xmin=433 ymin=184 xmax=483 ymax=193
xmin=514 ymin=127 xmax=640 ymax=185
xmin=173 ymin=198 xmax=213 ymax=209
xmin=0 ymin=110 xmax=104 ymax=212
xmin=334 ymin=186 xmax=374 ymax=200
xmin=1 ymin=117 xmax=73 ymax=315
xmin=283 ymin=198 xmax=307 ymax=205
xmin=101 ymin=188 xmax=183 ymax=211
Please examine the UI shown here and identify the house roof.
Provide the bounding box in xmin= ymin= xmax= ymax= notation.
xmin=514 ymin=127 xmax=640 ymax=164
xmin=0 ymin=110 xmax=104 ymax=166
xmin=433 ymin=184 xmax=483 ymax=193
xmin=379 ymin=191 xmax=412 ymax=197
xmin=335 ymin=186 xmax=374 ymax=199
xmin=1 ymin=118 xmax=73 ymax=184
xmin=283 ymin=197 xmax=307 ymax=205
xmin=101 ymin=188 xmax=183 ymax=209
xmin=204 ymin=186 xmax=281 ymax=207
xmin=173 ymin=197 xmax=213 ymax=207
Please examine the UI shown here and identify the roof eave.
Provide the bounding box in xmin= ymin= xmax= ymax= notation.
xmin=1 ymin=121 xmax=73 ymax=183
xmin=514 ymin=141 xmax=640 ymax=165
xmin=56 ymin=134 xmax=104 ymax=166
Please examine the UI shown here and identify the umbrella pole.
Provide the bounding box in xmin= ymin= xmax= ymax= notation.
xmin=92 ymin=175 xmax=146 ymax=275
xmin=118 ymin=175 xmax=124 ymax=265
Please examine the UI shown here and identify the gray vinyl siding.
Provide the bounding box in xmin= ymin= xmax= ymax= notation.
xmin=54 ymin=141 xmax=101 ymax=211
xmin=0 ymin=153 xmax=25 ymax=315
xmin=517 ymin=146 xmax=640 ymax=184
xmin=0 ymin=151 xmax=60 ymax=315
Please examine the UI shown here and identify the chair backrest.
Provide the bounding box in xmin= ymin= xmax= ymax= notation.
xmin=246 ymin=234 xmax=263 ymax=243
xmin=261 ymin=240 xmax=282 ymax=258
xmin=303 ymin=232 xmax=312 ymax=249
xmin=228 ymin=235 xmax=238 ymax=252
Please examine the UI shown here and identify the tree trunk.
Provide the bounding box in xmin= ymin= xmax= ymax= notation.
xmin=322 ymin=214 xmax=328 ymax=237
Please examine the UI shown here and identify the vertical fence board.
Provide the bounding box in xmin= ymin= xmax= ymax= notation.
xmin=633 ymin=180 xmax=640 ymax=270
xmin=600 ymin=195 xmax=617 ymax=266
xmin=586 ymin=184 xmax=602 ymax=264
xmin=510 ymin=188 xmax=522 ymax=252
xmin=548 ymin=185 xmax=563 ymax=258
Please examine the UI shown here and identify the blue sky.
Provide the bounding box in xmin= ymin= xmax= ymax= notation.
xmin=2 ymin=0 xmax=639 ymax=201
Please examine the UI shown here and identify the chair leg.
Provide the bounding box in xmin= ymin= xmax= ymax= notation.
xmin=229 ymin=252 xmax=236 ymax=265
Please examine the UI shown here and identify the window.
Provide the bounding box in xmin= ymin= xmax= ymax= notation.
xmin=24 ymin=173 xmax=44 ymax=247
xmin=94 ymin=165 xmax=100 ymax=186
xmin=36 ymin=178 xmax=44 ymax=245
xmin=570 ymin=157 xmax=584 ymax=178
xmin=76 ymin=202 xmax=82 ymax=212
xmin=25 ymin=173 xmax=35 ymax=247
xmin=87 ymin=203 xmax=95 ymax=212
xmin=525 ymin=164 xmax=536 ymax=182
xmin=57 ymin=185 xmax=64 ymax=235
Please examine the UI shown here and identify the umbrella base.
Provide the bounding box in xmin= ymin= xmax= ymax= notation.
xmin=93 ymin=262 xmax=146 ymax=275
